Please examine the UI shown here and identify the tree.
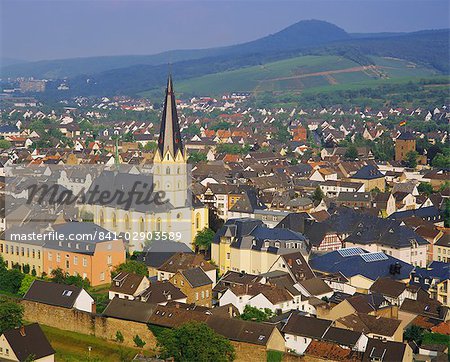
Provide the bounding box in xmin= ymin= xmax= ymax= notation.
xmin=143 ymin=141 xmax=157 ymax=152
xmin=344 ymin=145 xmax=358 ymax=160
xmin=240 ymin=305 xmax=274 ymax=322
xmin=0 ymin=297 xmax=24 ymax=333
xmin=111 ymin=260 xmax=148 ymax=278
xmin=18 ymin=275 xmax=37 ymax=296
xmin=418 ymin=182 xmax=433 ymax=196
xmin=432 ymin=152 xmax=450 ymax=169
xmin=443 ymin=199 xmax=450 ymax=228
xmin=188 ymin=151 xmax=207 ymax=164
xmin=133 ymin=335 xmax=146 ymax=348
xmin=157 ymin=321 xmax=235 ymax=362
xmin=312 ymin=186 xmax=325 ymax=203
xmin=405 ymin=150 xmax=418 ymax=168
xmin=0 ymin=139 xmax=12 ymax=149
xmin=115 ymin=330 xmax=124 ymax=343
xmin=194 ymin=228 xmax=215 ymax=251
xmin=404 ymin=325 xmax=424 ymax=345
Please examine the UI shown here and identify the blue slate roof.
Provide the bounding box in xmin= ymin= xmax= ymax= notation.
xmin=389 ymin=206 xmax=443 ymax=223
xmin=0 ymin=125 xmax=19 ymax=133
xmin=351 ymin=165 xmax=383 ymax=180
xmin=213 ymin=218 xmax=309 ymax=253
xmin=410 ymin=261 xmax=449 ymax=291
xmin=309 ymin=248 xmax=414 ymax=281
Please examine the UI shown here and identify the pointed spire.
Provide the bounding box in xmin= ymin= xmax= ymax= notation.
xmin=157 ymin=74 xmax=183 ymax=158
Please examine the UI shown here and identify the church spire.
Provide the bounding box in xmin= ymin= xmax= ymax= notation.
xmin=157 ymin=74 xmax=183 ymax=158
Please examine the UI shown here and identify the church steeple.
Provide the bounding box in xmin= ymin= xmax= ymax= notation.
xmin=157 ymin=74 xmax=183 ymax=158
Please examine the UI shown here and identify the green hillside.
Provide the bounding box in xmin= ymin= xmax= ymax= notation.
xmin=164 ymin=55 xmax=438 ymax=96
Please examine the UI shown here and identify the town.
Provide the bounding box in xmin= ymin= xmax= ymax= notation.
xmin=0 ymin=71 xmax=448 ymax=362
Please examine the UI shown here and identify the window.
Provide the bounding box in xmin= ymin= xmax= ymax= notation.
xmin=83 ymin=258 xmax=87 ymax=267
xmin=195 ymin=213 xmax=201 ymax=230
xmin=74 ymin=256 xmax=78 ymax=265
xmin=107 ymin=255 xmax=112 ymax=265
xmin=226 ymin=253 xmax=230 ymax=260
xmin=125 ymin=214 xmax=130 ymax=230
xmin=62 ymin=290 xmax=73 ymax=297
xmin=201 ymin=291 xmax=205 ymax=299
xmin=56 ymin=254 xmax=61 ymax=262
xmin=195 ymin=292 xmax=199 ymax=301
xmin=112 ymin=213 xmax=117 ymax=228
xmin=166 ymin=166 xmax=170 ymax=175
xmin=48 ymin=252 xmax=52 ymax=261
xmin=100 ymin=272 xmax=105 ymax=281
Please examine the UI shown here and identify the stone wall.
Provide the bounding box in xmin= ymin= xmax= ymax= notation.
xmin=231 ymin=341 xmax=267 ymax=362
xmin=21 ymin=300 xmax=157 ymax=349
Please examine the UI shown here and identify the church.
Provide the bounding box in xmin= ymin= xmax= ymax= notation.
xmin=86 ymin=75 xmax=209 ymax=252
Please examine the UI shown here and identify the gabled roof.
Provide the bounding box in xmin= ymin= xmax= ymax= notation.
xmin=23 ymin=280 xmax=85 ymax=308
xmin=110 ymin=272 xmax=146 ymax=295
xmin=139 ymin=281 xmax=186 ymax=304
xmin=282 ymin=314 xmax=332 ymax=338
xmin=206 ymin=317 xmax=278 ymax=346
xmin=337 ymin=313 xmax=401 ymax=337
xmin=369 ymin=278 xmax=407 ymax=298
xmin=180 ymin=267 xmax=213 ymax=288
xmin=351 ymin=164 xmax=384 ymax=180
xmin=103 ymin=298 xmax=156 ymax=323
xmin=2 ymin=323 xmax=55 ymax=361
xmin=362 ymin=338 xmax=408 ymax=362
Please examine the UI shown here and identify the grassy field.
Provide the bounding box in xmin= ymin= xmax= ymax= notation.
xmin=157 ymin=54 xmax=440 ymax=97
xmin=41 ymin=324 xmax=154 ymax=362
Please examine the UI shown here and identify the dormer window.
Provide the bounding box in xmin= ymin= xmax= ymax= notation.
xmin=264 ymin=241 xmax=269 ymax=248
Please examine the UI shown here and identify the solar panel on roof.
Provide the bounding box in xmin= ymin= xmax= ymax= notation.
xmin=337 ymin=247 xmax=365 ymax=257
xmin=360 ymin=252 xmax=388 ymax=263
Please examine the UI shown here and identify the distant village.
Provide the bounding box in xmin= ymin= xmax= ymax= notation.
xmin=0 ymin=77 xmax=448 ymax=362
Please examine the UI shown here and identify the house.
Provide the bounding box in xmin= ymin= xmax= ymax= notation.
xmin=42 ymin=222 xmax=126 ymax=286
xmin=108 ymin=272 xmax=150 ymax=300
xmin=0 ymin=323 xmax=55 ymax=362
xmin=335 ymin=192 xmax=372 ymax=209
xmin=23 ymin=280 xmax=95 ymax=313
xmin=218 ymin=283 xmax=296 ymax=314
xmin=282 ymin=314 xmax=332 ymax=355
xmin=169 ymin=267 xmax=213 ymax=307
xmin=266 ymin=252 xmax=315 ymax=282
xmin=319 ymin=180 xmax=365 ymax=198
xmin=349 ymin=164 xmax=385 ymax=192
xmin=434 ymin=233 xmax=450 ymax=263
xmin=213 ymin=271 xmax=262 ymax=304
xmin=157 ymin=252 xmax=216 ymax=286
xmin=318 ymin=293 xmax=397 ymax=321
xmin=211 ymin=218 xmax=310 ymax=275
xmin=309 ymin=248 xmax=414 ymax=292
xmin=343 ymin=218 xmax=429 ymax=267
xmin=369 ymin=278 xmax=414 ymax=306
xmin=409 ymin=262 xmax=450 ymax=307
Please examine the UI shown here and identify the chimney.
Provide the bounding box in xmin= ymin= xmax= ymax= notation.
xmin=175 ymin=303 xmax=180 ymax=309
xmin=19 ymin=325 xmax=26 ymax=337
xmin=287 ymin=259 xmax=293 ymax=267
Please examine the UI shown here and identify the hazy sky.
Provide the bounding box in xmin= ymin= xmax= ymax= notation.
xmin=1 ymin=0 xmax=449 ymax=61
